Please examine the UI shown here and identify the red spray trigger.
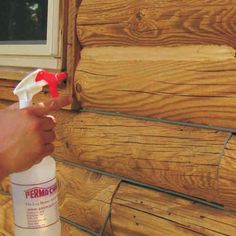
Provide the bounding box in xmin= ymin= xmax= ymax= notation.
xmin=35 ymin=70 xmax=67 ymax=97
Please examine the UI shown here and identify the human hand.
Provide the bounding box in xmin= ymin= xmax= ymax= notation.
xmin=0 ymin=95 xmax=72 ymax=179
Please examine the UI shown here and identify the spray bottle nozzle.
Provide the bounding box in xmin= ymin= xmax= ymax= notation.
xmin=14 ymin=69 xmax=68 ymax=109
xmin=35 ymin=70 xmax=67 ymax=97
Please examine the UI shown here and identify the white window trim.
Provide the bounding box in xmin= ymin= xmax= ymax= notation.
xmin=0 ymin=0 xmax=61 ymax=69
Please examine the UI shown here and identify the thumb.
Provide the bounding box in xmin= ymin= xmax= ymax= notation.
xmin=26 ymin=95 xmax=72 ymax=116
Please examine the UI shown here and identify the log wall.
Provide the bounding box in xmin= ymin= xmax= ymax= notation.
xmin=53 ymin=111 xmax=236 ymax=209
xmin=77 ymin=0 xmax=236 ymax=48
xmin=1 ymin=0 xmax=236 ymax=235
xmin=75 ymin=0 xmax=236 ymax=130
xmin=75 ymin=47 xmax=236 ymax=129
xmin=111 ymin=183 xmax=236 ymax=236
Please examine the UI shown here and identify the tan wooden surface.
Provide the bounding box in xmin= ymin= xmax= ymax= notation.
xmin=0 ymin=194 xmax=91 ymax=236
xmin=53 ymin=111 xmax=236 ymax=207
xmin=0 ymin=67 xmax=33 ymax=81
xmin=0 ymin=177 xmax=10 ymax=194
xmin=0 ymin=79 xmax=19 ymax=102
xmin=61 ymin=222 xmax=91 ymax=236
xmin=2 ymin=99 xmax=236 ymax=210
xmin=219 ymin=136 xmax=236 ymax=210
xmin=77 ymin=0 xmax=236 ymax=48
xmin=57 ymin=162 xmax=120 ymax=233
xmin=0 ymin=194 xmax=13 ymax=236
xmin=66 ymin=0 xmax=81 ymax=92
xmin=112 ymin=206 xmax=202 ymax=236
xmin=111 ymin=183 xmax=236 ymax=236
xmin=75 ymin=46 xmax=236 ymax=129
xmin=58 ymin=0 xmax=69 ymax=71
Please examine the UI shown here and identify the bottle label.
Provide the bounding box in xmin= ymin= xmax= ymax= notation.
xmin=11 ymin=178 xmax=60 ymax=229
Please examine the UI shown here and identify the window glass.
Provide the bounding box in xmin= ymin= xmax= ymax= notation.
xmin=0 ymin=0 xmax=48 ymax=44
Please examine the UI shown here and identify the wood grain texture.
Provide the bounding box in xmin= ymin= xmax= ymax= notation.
xmin=218 ymin=135 xmax=236 ymax=210
xmin=64 ymin=0 xmax=82 ymax=110
xmin=0 ymin=79 xmax=22 ymax=102
xmin=59 ymin=0 xmax=68 ymax=70
xmin=0 ymin=177 xmax=10 ymax=194
xmin=53 ymin=111 xmax=231 ymax=205
xmin=111 ymin=183 xmax=236 ymax=236
xmin=0 ymin=67 xmax=32 ymax=81
xmin=77 ymin=0 xmax=236 ymax=48
xmin=66 ymin=0 xmax=81 ymax=92
xmin=61 ymin=222 xmax=92 ymax=236
xmin=0 ymin=194 xmax=90 ymax=236
xmin=112 ymin=206 xmax=202 ymax=236
xmin=0 ymin=194 xmax=13 ymax=236
xmin=57 ymin=162 xmax=120 ymax=233
xmin=75 ymin=46 xmax=236 ymax=129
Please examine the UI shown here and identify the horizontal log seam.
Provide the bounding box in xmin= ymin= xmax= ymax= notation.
xmin=61 ymin=216 xmax=97 ymax=236
xmin=0 ymin=99 xmax=13 ymax=104
xmin=80 ymin=109 xmax=236 ymax=133
xmin=1 ymin=99 xmax=236 ymax=132
xmin=55 ymin=158 xmax=225 ymax=210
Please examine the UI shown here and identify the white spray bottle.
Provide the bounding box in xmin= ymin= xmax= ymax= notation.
xmin=10 ymin=69 xmax=67 ymax=236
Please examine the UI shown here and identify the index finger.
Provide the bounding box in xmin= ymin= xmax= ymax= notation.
xmin=27 ymin=95 xmax=73 ymax=116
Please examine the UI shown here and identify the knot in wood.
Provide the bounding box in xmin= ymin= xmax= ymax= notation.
xmin=76 ymin=83 xmax=82 ymax=93
xmin=136 ymin=9 xmax=146 ymax=21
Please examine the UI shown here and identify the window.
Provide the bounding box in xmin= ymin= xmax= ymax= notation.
xmin=0 ymin=0 xmax=61 ymax=69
